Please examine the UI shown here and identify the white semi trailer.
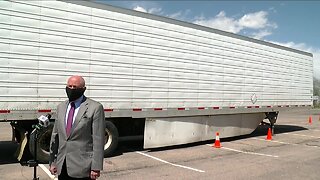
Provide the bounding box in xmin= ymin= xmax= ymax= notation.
xmin=0 ymin=0 xmax=313 ymax=162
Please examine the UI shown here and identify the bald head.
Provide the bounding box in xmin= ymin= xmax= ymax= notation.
xmin=67 ymin=75 xmax=86 ymax=89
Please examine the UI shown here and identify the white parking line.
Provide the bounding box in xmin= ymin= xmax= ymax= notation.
xmin=252 ymin=137 xmax=320 ymax=149
xmin=206 ymin=144 xmax=279 ymax=158
xmin=252 ymin=137 xmax=296 ymax=145
xmin=39 ymin=164 xmax=58 ymax=180
xmin=135 ymin=151 xmax=205 ymax=173
xmin=283 ymin=132 xmax=320 ymax=138
xmin=283 ymin=123 xmax=309 ymax=127
xmin=308 ymin=129 xmax=320 ymax=132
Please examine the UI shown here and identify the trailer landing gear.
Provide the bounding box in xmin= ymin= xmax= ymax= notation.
xmin=263 ymin=112 xmax=279 ymax=135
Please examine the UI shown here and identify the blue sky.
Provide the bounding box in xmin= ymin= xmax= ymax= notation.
xmin=98 ymin=1 xmax=320 ymax=79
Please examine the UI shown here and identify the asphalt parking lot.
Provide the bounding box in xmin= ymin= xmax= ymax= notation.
xmin=1 ymin=109 xmax=320 ymax=180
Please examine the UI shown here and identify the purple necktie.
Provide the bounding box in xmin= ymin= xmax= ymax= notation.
xmin=66 ymin=102 xmax=75 ymax=136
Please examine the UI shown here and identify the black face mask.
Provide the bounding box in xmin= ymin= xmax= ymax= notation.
xmin=65 ymin=87 xmax=85 ymax=102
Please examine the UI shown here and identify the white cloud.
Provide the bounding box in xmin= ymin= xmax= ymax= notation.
xmin=132 ymin=5 xmax=190 ymax=21
xmin=133 ymin=6 xmax=147 ymax=13
xmin=130 ymin=3 xmax=277 ymax=39
xmin=133 ymin=6 xmax=162 ymax=14
xmin=167 ymin=9 xmax=191 ymax=21
xmin=252 ymin=30 xmax=272 ymax=40
xmin=194 ymin=11 xmax=243 ymax=33
xmin=148 ymin=7 xmax=162 ymax=14
xmin=193 ymin=10 xmax=277 ymax=39
xmin=169 ymin=11 xmax=183 ymax=19
xmin=238 ymin=11 xmax=268 ymax=29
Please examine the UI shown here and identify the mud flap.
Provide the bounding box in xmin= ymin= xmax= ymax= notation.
xmin=15 ymin=131 xmax=28 ymax=161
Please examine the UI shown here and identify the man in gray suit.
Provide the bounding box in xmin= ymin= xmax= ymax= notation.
xmin=49 ymin=75 xmax=105 ymax=179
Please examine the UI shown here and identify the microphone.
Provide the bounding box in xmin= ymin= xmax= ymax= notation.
xmin=38 ymin=114 xmax=51 ymax=127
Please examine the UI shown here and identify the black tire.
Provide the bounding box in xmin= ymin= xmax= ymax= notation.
xmin=104 ymin=121 xmax=119 ymax=157
xmin=29 ymin=124 xmax=53 ymax=163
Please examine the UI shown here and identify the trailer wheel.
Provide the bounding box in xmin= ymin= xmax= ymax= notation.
xmin=29 ymin=124 xmax=53 ymax=163
xmin=104 ymin=121 xmax=119 ymax=157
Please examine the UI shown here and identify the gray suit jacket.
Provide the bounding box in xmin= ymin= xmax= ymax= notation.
xmin=49 ymin=96 xmax=105 ymax=178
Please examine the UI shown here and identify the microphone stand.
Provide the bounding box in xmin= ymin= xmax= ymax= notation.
xmin=22 ymin=114 xmax=51 ymax=180
xmin=28 ymin=124 xmax=42 ymax=180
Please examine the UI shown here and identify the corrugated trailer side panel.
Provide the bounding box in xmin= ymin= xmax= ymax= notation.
xmin=0 ymin=1 xmax=313 ymax=114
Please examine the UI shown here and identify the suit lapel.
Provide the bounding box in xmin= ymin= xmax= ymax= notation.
xmin=69 ymin=97 xmax=88 ymax=137
xmin=60 ymin=100 xmax=68 ymax=139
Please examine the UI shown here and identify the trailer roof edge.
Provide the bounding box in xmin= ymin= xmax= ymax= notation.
xmin=62 ymin=0 xmax=313 ymax=57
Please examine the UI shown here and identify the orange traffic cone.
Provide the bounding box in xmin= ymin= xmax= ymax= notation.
xmin=266 ymin=128 xmax=272 ymax=140
xmin=309 ymin=116 xmax=312 ymax=124
xmin=213 ymin=132 xmax=221 ymax=148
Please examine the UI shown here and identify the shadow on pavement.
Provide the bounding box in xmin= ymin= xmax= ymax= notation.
xmin=214 ymin=124 xmax=309 ymax=143
xmin=109 ymin=123 xmax=308 ymax=155
xmin=108 ymin=140 xmax=144 ymax=157
xmin=0 ymin=141 xmax=19 ymax=165
xmin=251 ymin=124 xmax=308 ymax=136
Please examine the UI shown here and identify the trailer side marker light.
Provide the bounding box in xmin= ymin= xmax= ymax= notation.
xmin=0 ymin=110 xmax=10 ymax=113
xmin=38 ymin=109 xmax=51 ymax=113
